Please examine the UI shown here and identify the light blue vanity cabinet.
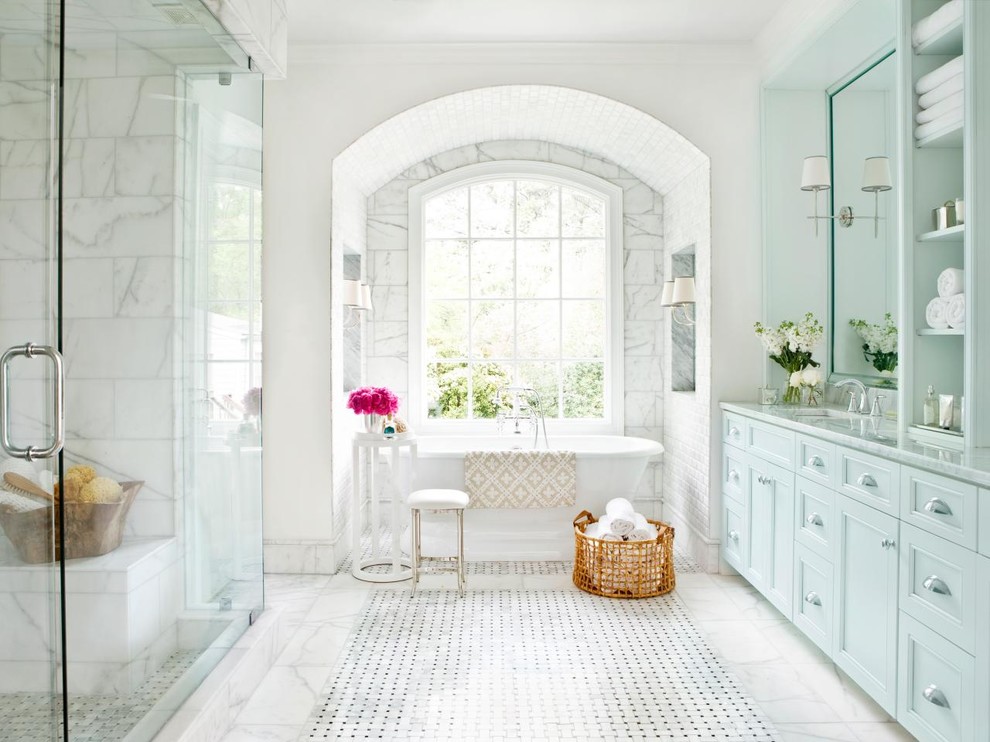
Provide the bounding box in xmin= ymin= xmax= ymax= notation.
xmin=720 ymin=403 xmax=990 ymax=739
xmin=833 ymin=493 xmax=899 ymax=713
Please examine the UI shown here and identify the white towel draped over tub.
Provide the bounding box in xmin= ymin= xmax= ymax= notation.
xmin=464 ymin=450 xmax=577 ymax=508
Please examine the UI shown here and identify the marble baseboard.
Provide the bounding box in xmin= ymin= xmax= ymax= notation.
xmin=263 ymin=541 xmax=337 ymax=575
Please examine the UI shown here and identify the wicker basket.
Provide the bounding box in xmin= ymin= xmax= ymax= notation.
xmin=0 ymin=481 xmax=143 ymax=564
xmin=572 ymin=510 xmax=675 ymax=598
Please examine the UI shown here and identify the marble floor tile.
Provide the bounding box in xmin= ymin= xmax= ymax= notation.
xmin=729 ymin=663 xmax=842 ymax=724
xmin=775 ymin=721 xmax=860 ymax=741
xmin=676 ymin=586 xmax=756 ymax=621
xmin=219 ymin=723 xmax=302 ymax=741
xmin=846 ymin=721 xmax=917 ymax=741
xmin=724 ymin=585 xmax=790 ymax=620
xmin=697 ymin=619 xmax=790 ymax=665
xmin=752 ymin=619 xmax=832 ymax=665
xmin=275 ymin=622 xmax=352 ymax=668
xmin=234 ymin=666 xmax=333 ymax=726
xmin=796 ymin=663 xmax=893 ymax=723
xmin=301 ymin=589 xmax=370 ymax=626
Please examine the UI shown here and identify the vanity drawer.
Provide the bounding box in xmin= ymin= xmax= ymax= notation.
xmin=899 ymin=523 xmax=977 ymax=654
xmin=795 ymin=476 xmax=834 ymax=559
xmin=723 ymin=412 xmax=747 ymax=450
xmin=837 ymin=446 xmax=900 ymax=516
xmin=746 ymin=419 xmax=795 ymax=469
xmin=793 ymin=543 xmax=832 ymax=654
xmin=722 ymin=447 xmax=748 ymax=505
xmin=796 ymin=435 xmax=835 ymax=487
xmin=979 ymin=489 xmax=990 ymax=558
xmin=898 ymin=613 xmax=975 ymax=742
xmin=901 ymin=467 xmax=978 ymax=551
xmin=722 ymin=497 xmax=746 ymax=572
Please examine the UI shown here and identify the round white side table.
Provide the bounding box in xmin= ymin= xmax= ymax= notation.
xmin=351 ymin=432 xmax=417 ymax=582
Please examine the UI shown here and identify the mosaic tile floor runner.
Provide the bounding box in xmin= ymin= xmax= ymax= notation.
xmin=305 ymin=590 xmax=779 ymax=741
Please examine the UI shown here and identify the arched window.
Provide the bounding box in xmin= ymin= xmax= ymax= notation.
xmin=409 ymin=162 xmax=623 ymax=432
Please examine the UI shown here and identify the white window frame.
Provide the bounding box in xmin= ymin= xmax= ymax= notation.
xmin=408 ymin=161 xmax=624 ymax=434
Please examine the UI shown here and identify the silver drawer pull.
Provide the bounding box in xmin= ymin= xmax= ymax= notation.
xmin=922 ymin=575 xmax=951 ymax=596
xmin=729 ymin=426 xmax=740 ymax=438
xmin=807 ymin=455 xmax=825 ymax=468
xmin=728 ymin=469 xmax=740 ymax=482
xmin=856 ymin=473 xmax=878 ymax=487
xmin=804 ymin=591 xmax=822 ymax=606
xmin=757 ymin=474 xmax=772 ymax=485
xmin=805 ymin=512 xmax=824 ymax=526
xmin=728 ymin=530 xmax=740 ymax=542
xmin=923 ymin=497 xmax=953 ymax=516
xmin=880 ymin=538 xmax=896 ymax=550
xmin=923 ymin=684 xmax=949 ymax=708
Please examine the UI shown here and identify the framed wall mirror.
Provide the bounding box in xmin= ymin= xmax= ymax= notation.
xmin=828 ymin=50 xmax=898 ymax=389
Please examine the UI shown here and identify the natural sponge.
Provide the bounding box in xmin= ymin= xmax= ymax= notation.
xmin=78 ymin=477 xmax=124 ymax=504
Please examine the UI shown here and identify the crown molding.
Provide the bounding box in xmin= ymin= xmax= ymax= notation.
xmin=289 ymin=42 xmax=757 ymax=67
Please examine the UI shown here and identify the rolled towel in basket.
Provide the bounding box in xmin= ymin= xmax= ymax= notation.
xmin=926 ymin=297 xmax=950 ymax=329
xmin=627 ymin=526 xmax=658 ymax=542
xmin=946 ymin=293 xmax=966 ymax=329
xmin=606 ymin=515 xmax=635 ymax=537
xmin=937 ymin=267 xmax=964 ymax=297
xmin=601 ymin=532 xmax=623 ymax=541
xmin=605 ymin=497 xmax=635 ymax=518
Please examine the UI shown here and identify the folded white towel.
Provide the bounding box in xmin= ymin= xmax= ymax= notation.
xmin=627 ymin=526 xmax=658 ymax=542
xmin=605 ymin=497 xmax=635 ymax=519
xmin=947 ymin=293 xmax=966 ymax=329
xmin=917 ymin=91 xmax=964 ymax=123
xmin=938 ymin=267 xmax=965 ymax=297
xmin=915 ymin=107 xmax=963 ymax=140
xmin=926 ymin=297 xmax=950 ymax=329
xmin=916 ymin=55 xmax=964 ymax=95
xmin=912 ymin=0 xmax=963 ymax=48
xmin=919 ymin=73 xmax=964 ymax=109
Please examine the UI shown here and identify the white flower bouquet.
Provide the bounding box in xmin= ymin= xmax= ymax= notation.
xmin=754 ymin=312 xmax=824 ymax=404
xmin=849 ymin=313 xmax=897 ymax=376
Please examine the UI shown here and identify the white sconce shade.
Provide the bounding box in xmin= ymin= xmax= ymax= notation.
xmin=671 ymin=276 xmax=696 ymax=305
xmin=342 ymin=279 xmax=373 ymax=310
xmin=861 ymin=156 xmax=892 ymax=192
xmin=801 ymin=156 xmax=831 ymax=191
xmin=660 ymin=281 xmax=675 ymax=307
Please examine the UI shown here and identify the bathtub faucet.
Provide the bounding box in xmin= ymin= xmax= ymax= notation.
xmin=494 ymin=386 xmax=549 ymax=449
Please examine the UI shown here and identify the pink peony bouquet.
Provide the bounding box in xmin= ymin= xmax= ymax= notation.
xmin=346 ymin=386 xmax=399 ymax=416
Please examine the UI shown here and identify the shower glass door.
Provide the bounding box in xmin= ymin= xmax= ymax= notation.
xmin=0 ymin=1 xmax=63 ymax=738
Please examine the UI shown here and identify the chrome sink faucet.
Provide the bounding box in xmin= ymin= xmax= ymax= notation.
xmin=834 ymin=378 xmax=870 ymax=415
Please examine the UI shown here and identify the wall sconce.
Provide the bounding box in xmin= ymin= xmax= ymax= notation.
xmin=661 ymin=276 xmax=696 ymax=326
xmin=802 ymin=155 xmax=891 ymax=238
xmin=342 ymin=279 xmax=372 ymax=329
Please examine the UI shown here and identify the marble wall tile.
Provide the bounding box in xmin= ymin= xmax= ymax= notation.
xmin=624 ymin=320 xmax=662 ymax=357
xmin=624 ymin=284 xmax=665 ymax=321
xmin=548 ymin=143 xmax=621 ymax=179
xmin=368 ymin=179 xmax=414 ymax=215
xmin=619 ymin=180 xmax=658 ymax=215
xmin=0 ymin=199 xmax=49 ymax=258
xmin=0 ymin=80 xmax=50 ymax=141
xmin=115 ymin=136 xmax=175 ymax=196
xmin=115 ymin=379 xmax=175 ymax=439
xmin=371 ymin=321 xmax=408 ymax=358
xmin=65 ymin=380 xmax=116 ymax=439
xmin=65 ymin=138 xmax=116 ymax=197
xmin=368 ymin=250 xmax=408 ymax=286
xmin=62 ymin=258 xmax=115 ymax=317
xmin=369 ymin=286 xmax=408 ymax=322
xmin=114 ymin=256 xmax=174 ymax=316
xmin=366 ymin=214 xmax=408 ymax=252
xmin=0 ymin=140 xmax=49 ymax=199
xmin=365 ymin=356 xmax=408 ymax=395
xmin=624 ymin=213 xmax=664 ymax=251
xmin=477 ymin=140 xmax=552 ymax=163
xmin=624 ymin=392 xmax=657 ymax=428
xmin=0 ymin=258 xmax=46 ymax=319
xmin=64 ymin=76 xmax=175 ymax=138
xmin=625 ymin=356 xmax=663 ymax=392
xmin=62 ymin=196 xmax=174 ymax=257
xmin=62 ymin=318 xmax=173 ymax=379
xmin=623 ymin=250 xmax=658 ymax=286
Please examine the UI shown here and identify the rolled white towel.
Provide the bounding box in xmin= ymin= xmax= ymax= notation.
xmin=926 ymin=297 xmax=950 ymax=329
xmin=605 ymin=497 xmax=635 ymax=519
xmin=915 ymin=55 xmax=964 ymax=95
xmin=584 ymin=521 xmax=604 ymax=539
xmin=912 ymin=1 xmax=963 ymax=49
xmin=937 ymin=267 xmax=965 ymax=297
xmin=633 ymin=512 xmax=650 ymax=529
xmin=607 ymin=516 xmax=635 ymax=537
xmin=627 ymin=526 xmax=658 ymax=542
xmin=915 ymin=107 xmax=963 ymax=140
xmin=919 ymin=73 xmax=964 ymax=109
xmin=601 ymin=532 xmax=623 ymax=541
xmin=946 ymin=293 xmax=966 ymax=329
xmin=916 ymin=90 xmax=963 ymax=124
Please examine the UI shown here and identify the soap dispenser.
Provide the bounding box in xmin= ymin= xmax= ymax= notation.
xmin=923 ymin=385 xmax=937 ymax=426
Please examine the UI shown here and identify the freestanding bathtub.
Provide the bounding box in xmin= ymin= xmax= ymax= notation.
xmin=409 ymin=435 xmax=664 ymax=560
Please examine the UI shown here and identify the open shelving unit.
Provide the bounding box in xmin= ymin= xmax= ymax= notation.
xmin=917 ymin=223 xmax=964 ymax=241
xmin=916 ymin=327 xmax=964 ymax=335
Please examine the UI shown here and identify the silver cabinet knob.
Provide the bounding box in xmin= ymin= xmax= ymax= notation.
xmin=880 ymin=538 xmax=896 ymax=549
xmin=923 ymin=684 xmax=949 ymax=708
xmin=729 ymin=426 xmax=740 ymax=438
xmin=728 ymin=469 xmax=740 ymax=482
xmin=728 ymin=530 xmax=740 ymax=542
xmin=923 ymin=497 xmax=953 ymax=516
xmin=805 ymin=512 xmax=824 ymax=526
xmin=804 ymin=591 xmax=822 ymax=606
xmin=807 ymin=455 xmax=825 ymax=468
xmin=922 ymin=575 xmax=951 ymax=596
xmin=856 ymin=473 xmax=878 ymax=487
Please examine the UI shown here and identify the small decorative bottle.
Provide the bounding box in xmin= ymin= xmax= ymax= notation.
xmin=382 ymin=414 xmax=397 ymax=439
xmin=923 ymin=385 xmax=937 ymax=426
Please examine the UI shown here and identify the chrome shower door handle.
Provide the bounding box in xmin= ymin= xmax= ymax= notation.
xmin=0 ymin=343 xmax=64 ymax=460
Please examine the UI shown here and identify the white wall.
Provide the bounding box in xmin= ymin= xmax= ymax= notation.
xmin=261 ymin=44 xmax=764 ymax=571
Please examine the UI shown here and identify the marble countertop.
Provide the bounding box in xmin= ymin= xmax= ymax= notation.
xmin=720 ymin=402 xmax=990 ymax=487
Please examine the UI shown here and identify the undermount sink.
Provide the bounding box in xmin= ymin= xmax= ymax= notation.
xmin=792 ymin=408 xmax=853 ymax=419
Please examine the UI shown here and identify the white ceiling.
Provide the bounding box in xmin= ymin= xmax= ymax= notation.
xmin=289 ymin=0 xmax=792 ymax=46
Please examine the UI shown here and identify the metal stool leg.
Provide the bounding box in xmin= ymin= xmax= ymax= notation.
xmin=411 ymin=508 xmax=420 ymax=594
xmin=456 ymin=508 xmax=465 ymax=597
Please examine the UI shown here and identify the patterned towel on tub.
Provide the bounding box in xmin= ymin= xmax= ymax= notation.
xmin=464 ymin=450 xmax=577 ymax=508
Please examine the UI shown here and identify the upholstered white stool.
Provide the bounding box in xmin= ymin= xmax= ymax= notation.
xmin=408 ymin=488 xmax=469 ymax=596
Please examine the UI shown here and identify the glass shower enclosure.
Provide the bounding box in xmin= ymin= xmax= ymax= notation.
xmin=0 ymin=1 xmax=264 ymax=739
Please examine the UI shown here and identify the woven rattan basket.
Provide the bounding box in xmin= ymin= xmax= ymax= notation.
xmin=572 ymin=510 xmax=675 ymax=598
